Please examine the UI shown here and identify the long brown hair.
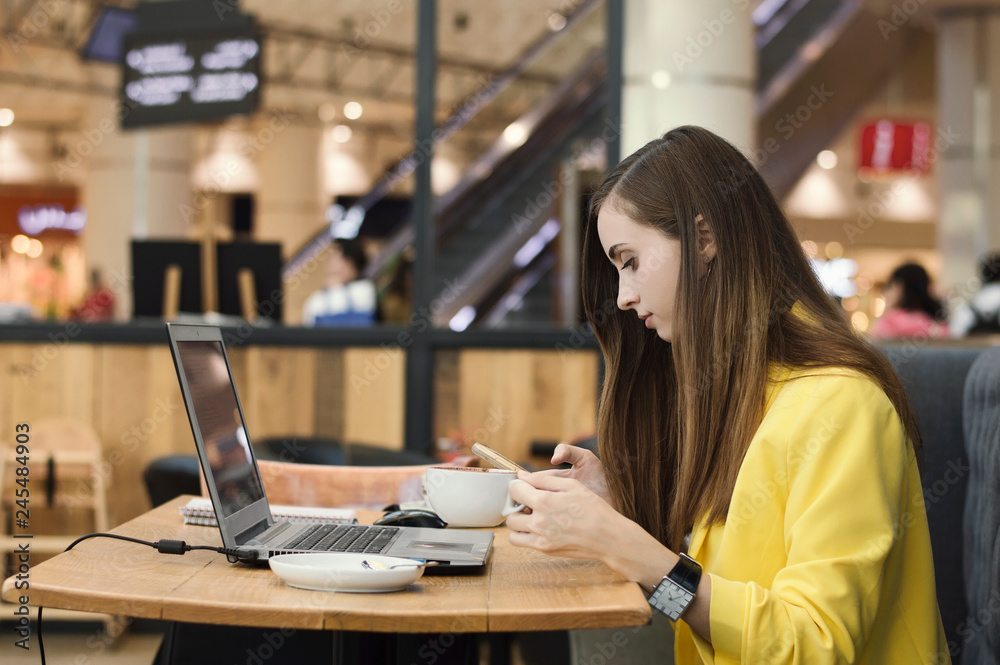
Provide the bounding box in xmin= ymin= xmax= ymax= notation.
xmin=582 ymin=126 xmax=921 ymax=551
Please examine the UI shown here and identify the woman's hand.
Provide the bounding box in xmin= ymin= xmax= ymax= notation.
xmin=507 ymin=472 xmax=684 ymax=596
xmin=537 ymin=443 xmax=615 ymax=508
xmin=506 ymin=472 xmax=624 ymax=561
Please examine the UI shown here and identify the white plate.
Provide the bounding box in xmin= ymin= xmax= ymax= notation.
xmin=268 ymin=553 xmax=425 ymax=593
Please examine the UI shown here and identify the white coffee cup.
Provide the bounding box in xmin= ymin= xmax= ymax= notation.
xmin=423 ymin=466 xmax=527 ymax=527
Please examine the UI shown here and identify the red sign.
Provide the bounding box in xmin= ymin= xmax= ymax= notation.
xmin=858 ymin=120 xmax=932 ymax=173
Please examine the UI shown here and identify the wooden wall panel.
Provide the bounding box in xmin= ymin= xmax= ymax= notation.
xmin=96 ymin=345 xmax=187 ymax=524
xmin=454 ymin=349 xmax=599 ymax=464
xmin=433 ymin=350 xmax=460 ymax=440
xmin=313 ymin=349 xmax=344 ymax=438
xmin=236 ymin=347 xmax=317 ymax=441
xmin=342 ymin=348 xmax=405 ymax=450
xmin=1 ymin=343 xmax=96 ymax=433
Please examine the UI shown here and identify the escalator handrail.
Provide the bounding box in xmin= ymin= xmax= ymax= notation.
xmin=281 ymin=0 xmax=605 ymax=282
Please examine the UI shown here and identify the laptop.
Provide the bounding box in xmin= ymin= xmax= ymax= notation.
xmin=165 ymin=323 xmax=493 ymax=567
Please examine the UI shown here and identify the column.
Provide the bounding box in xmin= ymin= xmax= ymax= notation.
xmin=621 ymin=0 xmax=756 ymax=156
xmin=935 ymin=7 xmax=1000 ymax=293
xmin=254 ymin=123 xmax=326 ymax=324
xmin=80 ymin=99 xmax=193 ymax=319
xmin=255 ymin=124 xmax=325 ymax=252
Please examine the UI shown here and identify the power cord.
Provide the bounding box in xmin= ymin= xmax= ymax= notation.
xmin=37 ymin=533 xmax=256 ymax=665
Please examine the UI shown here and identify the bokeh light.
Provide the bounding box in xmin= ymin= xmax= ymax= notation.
xmin=11 ymin=234 xmax=30 ymax=254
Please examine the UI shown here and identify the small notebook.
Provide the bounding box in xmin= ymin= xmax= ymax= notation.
xmin=179 ymin=497 xmax=357 ymax=527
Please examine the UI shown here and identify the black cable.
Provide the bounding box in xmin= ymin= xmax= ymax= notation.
xmin=37 ymin=533 xmax=255 ymax=665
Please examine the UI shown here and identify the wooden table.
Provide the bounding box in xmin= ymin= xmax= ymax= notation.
xmin=1 ymin=496 xmax=650 ymax=635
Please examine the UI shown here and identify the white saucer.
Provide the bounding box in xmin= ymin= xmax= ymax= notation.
xmin=268 ymin=553 xmax=425 ymax=593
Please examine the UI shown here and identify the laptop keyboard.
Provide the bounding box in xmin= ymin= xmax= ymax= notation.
xmin=279 ymin=524 xmax=399 ymax=554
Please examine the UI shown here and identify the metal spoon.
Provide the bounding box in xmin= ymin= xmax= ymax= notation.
xmin=361 ymin=559 xmax=439 ymax=570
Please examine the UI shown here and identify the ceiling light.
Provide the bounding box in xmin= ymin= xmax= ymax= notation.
xmin=502 ymin=122 xmax=528 ymax=147
xmin=816 ymin=150 xmax=838 ymax=169
xmin=547 ymin=13 xmax=567 ymax=31
xmin=331 ymin=124 xmax=353 ymax=143
xmin=0 ymin=108 xmax=14 ymax=127
xmin=343 ymin=102 xmax=363 ymax=120
xmin=651 ymin=70 xmax=671 ymax=90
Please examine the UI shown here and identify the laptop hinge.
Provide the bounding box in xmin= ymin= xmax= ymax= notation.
xmin=235 ymin=518 xmax=270 ymax=545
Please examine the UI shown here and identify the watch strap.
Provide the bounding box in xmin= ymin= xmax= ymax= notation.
xmin=668 ymin=553 xmax=701 ymax=593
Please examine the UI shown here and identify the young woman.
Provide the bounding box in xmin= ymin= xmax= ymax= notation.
xmin=506 ymin=126 xmax=949 ymax=664
xmin=869 ymin=262 xmax=948 ymax=339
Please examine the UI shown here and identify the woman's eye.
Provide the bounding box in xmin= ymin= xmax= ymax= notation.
xmin=621 ymin=257 xmax=636 ymax=271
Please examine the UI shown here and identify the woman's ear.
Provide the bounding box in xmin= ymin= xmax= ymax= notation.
xmin=695 ymin=214 xmax=717 ymax=262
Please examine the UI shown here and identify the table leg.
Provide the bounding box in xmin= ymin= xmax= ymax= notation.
xmin=489 ymin=633 xmax=512 ymax=665
xmin=394 ymin=633 xmax=478 ymax=665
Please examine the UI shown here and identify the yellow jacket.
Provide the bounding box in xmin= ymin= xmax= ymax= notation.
xmin=674 ymin=366 xmax=950 ymax=664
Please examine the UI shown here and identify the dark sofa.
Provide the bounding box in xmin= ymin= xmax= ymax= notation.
xmin=884 ymin=343 xmax=1000 ymax=665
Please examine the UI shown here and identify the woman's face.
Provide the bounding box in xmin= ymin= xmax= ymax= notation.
xmin=882 ymin=279 xmax=903 ymax=310
xmin=597 ymin=203 xmax=683 ymax=342
xmin=326 ymin=245 xmax=358 ymax=287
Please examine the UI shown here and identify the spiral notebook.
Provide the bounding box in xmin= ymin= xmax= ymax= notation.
xmin=179 ymin=497 xmax=357 ymax=527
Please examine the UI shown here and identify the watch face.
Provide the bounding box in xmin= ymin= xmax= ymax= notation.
xmin=650 ymin=579 xmax=695 ymax=621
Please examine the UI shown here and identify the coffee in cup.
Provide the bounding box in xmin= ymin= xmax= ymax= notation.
xmin=423 ymin=466 xmax=526 ymax=527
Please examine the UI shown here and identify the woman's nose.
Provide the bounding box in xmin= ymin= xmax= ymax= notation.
xmin=617 ymin=279 xmax=637 ymax=310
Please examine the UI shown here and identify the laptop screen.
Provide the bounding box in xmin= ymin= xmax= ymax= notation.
xmin=175 ymin=339 xmax=265 ymax=517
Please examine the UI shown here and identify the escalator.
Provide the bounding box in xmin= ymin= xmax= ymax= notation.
xmin=285 ymin=0 xmax=918 ymax=329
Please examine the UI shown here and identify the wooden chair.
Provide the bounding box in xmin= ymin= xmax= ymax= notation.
xmin=0 ymin=418 xmax=118 ymax=633
xmin=200 ymin=456 xmax=478 ymax=509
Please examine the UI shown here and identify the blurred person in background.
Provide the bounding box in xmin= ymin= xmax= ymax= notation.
xmin=869 ymin=262 xmax=948 ymax=339
xmin=302 ymin=238 xmax=377 ymax=326
xmin=950 ymin=252 xmax=1000 ymax=337
xmin=379 ymin=255 xmax=413 ymax=324
xmin=69 ymin=268 xmax=116 ymax=322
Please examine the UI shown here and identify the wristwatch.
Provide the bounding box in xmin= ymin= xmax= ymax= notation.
xmin=648 ymin=553 xmax=702 ymax=621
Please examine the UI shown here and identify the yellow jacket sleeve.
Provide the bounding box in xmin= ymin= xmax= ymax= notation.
xmin=703 ymin=372 xmax=930 ymax=663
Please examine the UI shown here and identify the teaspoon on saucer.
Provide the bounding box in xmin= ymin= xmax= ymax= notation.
xmin=362 ymin=559 xmax=439 ymax=570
